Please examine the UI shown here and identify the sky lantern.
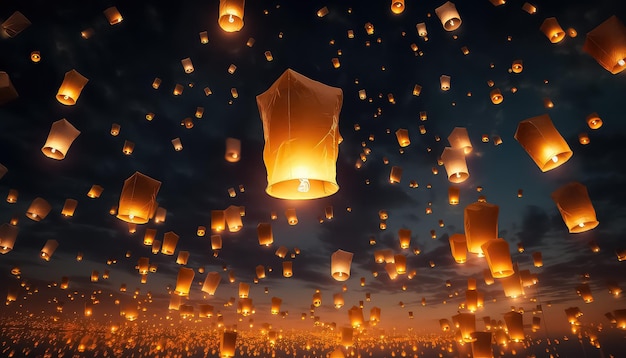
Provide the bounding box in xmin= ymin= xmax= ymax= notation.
xmin=61 ymin=198 xmax=78 ymax=217
xmin=448 ymin=186 xmax=460 ymax=205
xmin=202 ymin=272 xmax=221 ymax=295
xmin=532 ymin=251 xmax=543 ymax=267
xmin=103 ymin=6 xmax=123 ymax=25
xmin=416 ymin=22 xmax=427 ymax=37
xmin=464 ymin=201 xmax=499 ymax=256
xmin=394 ymin=254 xmax=407 ymax=274
xmin=271 ymin=297 xmax=282 ymax=314
xmin=211 ymin=210 xmax=225 ymax=232
xmin=331 ymin=249 xmax=353 ymax=281
xmin=116 ymin=172 xmax=161 ymax=224
xmin=283 ymin=261 xmax=293 ymax=277
xmin=481 ymin=239 xmax=514 ymax=278
xmin=522 ymin=2 xmax=537 ymax=14
xmin=435 ymin=1 xmax=462 ymax=31
xmin=452 ymin=313 xmax=476 ymax=342
xmin=490 ymin=88 xmax=503 ymax=104
xmin=275 ymin=246 xmax=288 ymax=258
xmin=161 ymin=231 xmax=179 ymax=255
xmin=348 ymin=306 xmax=364 ymax=327
xmin=312 ymin=290 xmax=322 ymax=307
xmin=285 ymin=208 xmax=298 ymax=225
xmin=398 ymin=228 xmax=411 ymax=249
xmin=257 ymin=223 xmax=273 ymax=246
xmin=225 ymin=138 xmax=241 ymax=162
xmin=0 ymin=72 xmax=18 ymax=105
xmin=238 ymin=282 xmax=250 ymax=298
xmin=256 ymin=265 xmax=266 ymax=279
xmin=151 ymin=239 xmax=161 ymax=254
xmin=389 ymin=166 xmax=402 ymax=183
xmin=87 ymin=184 xmax=103 ymax=198
xmin=176 ymin=251 xmax=189 ymax=265
xmin=583 ymin=15 xmax=626 ymax=74
xmin=143 ymin=228 xmax=156 ymax=245
xmin=333 ymin=293 xmax=345 ymax=309
xmin=220 ymin=330 xmax=237 ymax=358
xmin=26 ymin=197 xmax=52 ymax=221
xmin=440 ymin=319 xmax=451 ymax=332
xmin=0 ymin=223 xmax=18 ymax=254
xmin=514 ymin=114 xmax=572 ymax=172
xmin=40 ymin=239 xmax=58 ymax=261
xmin=180 ymin=57 xmax=194 ymax=73
xmin=448 ymin=127 xmax=472 ymax=154
xmin=512 ymin=60 xmax=523 ymax=73
xmin=449 ymin=233 xmax=467 ymax=263
xmin=576 ymin=283 xmax=594 ymax=303
xmin=218 ymin=0 xmax=244 ymax=32
xmin=395 ymin=128 xmax=410 ymax=147
xmin=500 ymin=271 xmax=524 ymax=298
xmin=56 ymin=69 xmax=88 ymax=105
xmin=1 ymin=11 xmax=31 ymax=38
xmin=441 ymin=147 xmax=469 ymax=183
xmin=225 ymin=205 xmax=243 ymax=232
xmin=540 ymin=17 xmax=566 ymax=43
xmin=440 ymin=75 xmax=451 ymax=90
xmin=211 ymin=235 xmax=222 ymax=250
xmin=391 ymin=0 xmax=405 ymax=14
xmin=586 ymin=112 xmax=603 ymax=129
xmin=6 ymin=189 xmax=17 ymax=203
xmin=503 ymin=311 xmax=525 ymax=342
xmin=551 ymin=182 xmax=599 ymax=233
xmin=41 ymin=118 xmax=80 ymax=160
xmin=257 ymin=68 xmax=342 ymax=200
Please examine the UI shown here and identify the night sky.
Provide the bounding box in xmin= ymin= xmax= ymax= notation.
xmin=1 ymin=0 xmax=626 ymax=356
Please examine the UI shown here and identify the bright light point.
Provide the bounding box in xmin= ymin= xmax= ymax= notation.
xmin=50 ymin=148 xmax=56 ymax=153
xmin=228 ymin=14 xmax=234 ymax=23
xmin=455 ymin=172 xmax=461 ymax=178
xmin=619 ymin=59 xmax=626 ymax=66
xmin=551 ymin=155 xmax=558 ymax=163
xmin=579 ymin=222 xmax=585 ymax=227
xmin=297 ymin=178 xmax=310 ymax=193
xmin=129 ymin=214 xmax=134 ymax=220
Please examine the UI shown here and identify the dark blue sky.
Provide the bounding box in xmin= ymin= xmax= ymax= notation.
xmin=1 ymin=0 xmax=626 ymax=353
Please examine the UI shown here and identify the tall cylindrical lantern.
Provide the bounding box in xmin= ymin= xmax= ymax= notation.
xmin=151 ymin=240 xmax=161 ymax=254
xmin=41 ymin=118 xmax=81 ymax=160
xmin=26 ymin=197 xmax=52 ymax=221
xmin=238 ymin=282 xmax=250 ymax=298
xmin=540 ymin=17 xmax=566 ymax=43
xmin=449 ymin=186 xmax=460 ymax=205
xmin=0 ymin=223 xmax=18 ymax=254
xmin=218 ymin=0 xmax=245 ymax=32
xmin=551 ymin=182 xmax=599 ymax=233
xmin=449 ymin=233 xmax=467 ymax=263
xmin=514 ymin=114 xmax=572 ymax=172
xmin=220 ymin=330 xmax=237 ymax=358
xmin=389 ymin=166 xmax=402 ymax=183
xmin=582 ymin=16 xmax=626 ymax=75
xmin=116 ymin=172 xmax=161 ymax=224
xmin=452 ymin=313 xmax=476 ymax=342
xmin=256 ymin=265 xmax=266 ymax=279
xmin=87 ymin=185 xmax=103 ymax=198
xmin=211 ymin=235 xmax=222 ymax=250
xmin=271 ymin=297 xmax=282 ymax=314
xmin=283 ymin=261 xmax=293 ymax=277
xmin=61 ymin=198 xmax=78 ymax=217
xmin=395 ymin=129 xmax=410 ymax=147
xmin=398 ymin=228 xmax=411 ymax=249
xmin=348 ymin=306 xmax=364 ymax=328
xmin=464 ymin=201 xmax=499 ymax=255
xmin=435 ymin=2 xmax=462 ymax=31
xmin=202 ymin=271 xmax=221 ymax=295
xmin=470 ymin=331 xmax=493 ymax=358
xmin=56 ymin=69 xmax=88 ymax=105
xmin=225 ymin=205 xmax=243 ymax=232
xmin=40 ymin=239 xmax=59 ymax=261
xmin=103 ymin=6 xmax=123 ymax=25
xmin=257 ymin=69 xmax=342 ymax=200
xmin=257 ymin=222 xmax=273 ymax=246
xmin=448 ymin=127 xmax=473 ymax=154
xmin=176 ymin=251 xmax=190 ymax=265
xmin=503 ymin=311 xmax=524 ymax=342
xmin=285 ymin=208 xmax=298 ymax=225
xmin=333 ymin=293 xmax=345 ymax=309
xmin=532 ymin=251 xmax=543 ymax=267
xmin=500 ymin=272 xmax=524 ymax=298
xmin=394 ymin=254 xmax=407 ymax=274
xmin=481 ymin=238 xmax=514 ymax=278
xmin=441 ymin=147 xmax=469 ymax=183
xmin=211 ymin=210 xmax=225 ymax=232
xmin=143 ymin=228 xmax=156 ymax=246
xmin=161 ymin=231 xmax=179 ymax=255
xmin=440 ymin=75 xmax=451 ymax=90
xmin=331 ymin=249 xmax=353 ymax=281
xmin=225 ymin=137 xmax=241 ymax=162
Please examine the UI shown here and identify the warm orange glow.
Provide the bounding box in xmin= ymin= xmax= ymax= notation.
xmin=218 ymin=0 xmax=245 ymax=32
xmin=56 ymin=69 xmax=88 ymax=105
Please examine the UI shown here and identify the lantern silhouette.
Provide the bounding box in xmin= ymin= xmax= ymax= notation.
xmin=220 ymin=331 xmax=237 ymax=358
xmin=26 ymin=197 xmax=52 ymax=221
xmin=333 ymin=293 xmax=345 ymax=309
xmin=5 ymin=189 xmax=17 ymax=204
xmin=176 ymin=251 xmax=189 ymax=265
xmin=256 ymin=265 xmax=266 ymax=279
xmin=103 ymin=6 xmax=123 ymax=25
xmin=413 ymin=84 xmax=422 ymax=96
xmin=348 ymin=306 xmax=364 ymax=327
xmin=56 ymin=69 xmax=89 ymax=105
xmin=41 ymin=118 xmax=81 ymax=160
xmin=312 ymin=291 xmax=322 ymax=307
xmin=151 ymin=240 xmax=161 ymax=254
xmin=448 ymin=186 xmax=460 ymax=205
xmin=199 ymin=31 xmax=209 ymax=44
xmin=391 ymin=0 xmax=405 ymax=14
xmin=435 ymin=2 xmax=462 ymax=31
xmin=504 ymin=311 xmax=524 ymax=342
xmin=416 ymin=23 xmax=427 ymax=37
xmin=143 ymin=228 xmax=156 ymax=246
xmin=481 ymin=239 xmax=514 ymax=278
xmin=225 ymin=137 xmax=241 ymax=162
xmin=394 ymin=254 xmax=407 ymax=274
xmin=449 ymin=233 xmax=467 ymax=263
xmin=40 ymin=239 xmax=59 ymax=261
xmin=331 ymin=249 xmax=353 ymax=281
xmin=514 ymin=114 xmax=572 ymax=172
xmin=576 ymin=283 xmax=594 ymax=303
xmin=540 ymin=17 xmax=566 ymax=43
xmin=257 ymin=69 xmax=342 ymax=200
xmin=218 ymin=0 xmax=245 ymax=32
xmin=257 ymin=222 xmax=273 ymax=246
xmin=1 ymin=11 xmax=31 ymax=38
xmin=390 ymin=166 xmax=402 ymax=183
xmin=464 ymin=201 xmax=499 ymax=255
xmin=551 ymin=182 xmax=599 ymax=233
xmin=211 ymin=210 xmax=225 ymax=232
xmin=171 ymin=138 xmax=183 ymax=151
xmin=470 ymin=332 xmax=492 ymax=358
xmin=87 ymin=185 xmax=103 ymax=198
xmin=61 ymin=198 xmax=78 ymax=217
xmin=275 ymin=246 xmax=288 ymax=258
xmin=271 ymin=297 xmax=282 ymax=314
xmin=512 ymin=60 xmax=523 ymax=73
xmin=440 ymin=75 xmax=451 ymax=90
xmin=202 ymin=272 xmax=221 ymax=295
xmin=452 ymin=313 xmax=476 ymax=342
xmin=441 ymin=147 xmax=469 ymax=183
xmin=161 ymin=231 xmax=179 ymax=255
xmin=180 ymin=57 xmax=194 ymax=73
xmin=225 ymin=205 xmax=243 ymax=232
xmin=0 ymin=72 xmax=18 ymax=105
xmin=283 ymin=261 xmax=293 ymax=277
xmin=116 ymin=172 xmax=161 ymax=224
xmin=583 ymin=16 xmax=626 ymax=74
xmin=398 ymin=229 xmax=411 ymax=249
xmin=0 ymin=223 xmax=18 ymax=254
xmin=522 ymin=2 xmax=537 ymax=14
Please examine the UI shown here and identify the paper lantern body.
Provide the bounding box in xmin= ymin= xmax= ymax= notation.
xmin=514 ymin=114 xmax=572 ymax=172
xmin=257 ymin=222 xmax=273 ymax=246
xmin=161 ymin=231 xmax=179 ymax=255
xmin=40 ymin=239 xmax=59 ymax=261
xmin=117 ymin=172 xmax=161 ymax=224
xmin=540 ymin=17 xmax=566 ymax=43
xmin=1 ymin=11 xmax=31 ymax=38
xmin=0 ymin=72 xmax=19 ymax=105
xmin=202 ymin=272 xmax=221 ymax=295
xmin=435 ymin=1 xmax=462 ymax=31
xmin=218 ymin=0 xmax=245 ymax=32
xmin=331 ymin=249 xmax=353 ymax=281
xmin=61 ymin=199 xmax=78 ymax=217
xmin=470 ymin=332 xmax=493 ymax=358
xmin=56 ymin=69 xmax=88 ymax=105
xmin=551 ymin=182 xmax=599 ymax=233
xmin=220 ymin=331 xmax=237 ymax=358
xmin=503 ymin=311 xmax=525 ymax=342
xmin=225 ymin=138 xmax=241 ymax=162
xmin=583 ymin=16 xmax=626 ymax=74
xmin=464 ymin=201 xmax=499 ymax=255
xmin=481 ymin=239 xmax=514 ymax=278
xmin=42 ymin=118 xmax=81 ymax=160
xmin=449 ymin=233 xmax=467 ymax=263
xmin=441 ymin=147 xmax=469 ymax=183
xmin=26 ymin=197 xmax=52 ymax=221
xmin=0 ymin=223 xmax=18 ymax=254
xmin=225 ymin=205 xmax=243 ymax=232
xmin=257 ymin=69 xmax=342 ymax=199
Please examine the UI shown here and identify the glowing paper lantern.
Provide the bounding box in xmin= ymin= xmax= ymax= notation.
xmin=0 ymin=223 xmax=18 ymax=254
xmin=220 ymin=331 xmax=237 ymax=358
xmin=440 ymin=75 xmax=451 ymax=90
xmin=211 ymin=235 xmax=222 ymax=250
xmin=441 ymin=147 xmax=469 ymax=183
xmin=257 ymin=69 xmax=342 ymax=200
xmin=395 ymin=128 xmax=410 ymax=147
xmin=540 ymin=17 xmax=566 ymax=43
xmin=551 ymin=182 xmax=599 ymax=233
xmin=503 ymin=311 xmax=524 ymax=342
xmin=26 ymin=197 xmax=52 ymax=221
xmin=391 ymin=0 xmax=405 ymax=14
xmin=389 ymin=166 xmax=402 ymax=183
xmin=0 ymin=72 xmax=19 ymax=105
xmin=481 ymin=239 xmax=514 ymax=278
xmin=285 ymin=208 xmax=298 ymax=225
xmin=116 ymin=172 xmax=161 ymax=224
xmin=348 ymin=306 xmax=364 ymax=327
xmin=283 ymin=261 xmax=293 ymax=277
xmin=161 ymin=231 xmax=179 ymax=255
xmin=331 ymin=249 xmax=353 ymax=281
xmin=218 ymin=0 xmax=245 ymax=32
xmin=500 ymin=272 xmax=524 ymax=298
xmin=490 ymin=88 xmax=503 ymax=104
xmin=447 ymin=127 xmax=472 ymax=154
xmin=514 ymin=114 xmax=572 ymax=172
xmin=40 ymin=239 xmax=59 ymax=261
xmin=225 ymin=138 xmax=241 ymax=162
xmin=522 ymin=2 xmax=537 ymax=14
xmin=416 ymin=23 xmax=427 ymax=37
xmin=61 ymin=199 xmax=78 ymax=217
xmin=1 ymin=11 xmax=31 ymax=38
xmin=257 ymin=222 xmax=273 ymax=246
xmin=333 ymin=293 xmax=345 ymax=309
xmin=464 ymin=201 xmax=499 ymax=255
xmin=41 ymin=118 xmax=81 ymax=160
xmin=398 ymin=229 xmax=411 ymax=249
xmin=586 ymin=112 xmax=603 ymax=129
xmin=449 ymin=233 xmax=467 ymax=263
xmin=449 ymin=186 xmax=460 ymax=205
xmin=435 ymin=2 xmax=462 ymax=31
xmin=103 ymin=7 xmax=123 ymax=25
xmin=583 ymin=16 xmax=626 ymax=74
xmin=452 ymin=313 xmax=476 ymax=342
xmin=202 ymin=272 xmax=221 ymax=295
xmin=271 ymin=297 xmax=282 ymax=314
xmin=225 ymin=205 xmax=243 ymax=232
xmin=176 ymin=251 xmax=189 ymax=265
xmin=56 ymin=69 xmax=88 ymax=105
xmin=211 ymin=210 xmax=225 ymax=232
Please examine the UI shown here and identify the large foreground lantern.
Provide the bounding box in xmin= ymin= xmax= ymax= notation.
xmin=117 ymin=172 xmax=161 ymax=224
xmin=551 ymin=182 xmax=599 ymax=233
xmin=218 ymin=0 xmax=245 ymax=32
xmin=435 ymin=1 xmax=462 ymax=31
xmin=583 ymin=15 xmax=626 ymax=74
xmin=331 ymin=249 xmax=353 ymax=281
xmin=514 ymin=114 xmax=572 ymax=172
xmin=41 ymin=118 xmax=80 ymax=160
xmin=257 ymin=68 xmax=343 ymax=200
xmin=56 ymin=69 xmax=89 ymax=105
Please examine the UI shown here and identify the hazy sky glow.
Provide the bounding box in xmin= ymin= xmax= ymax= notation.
xmin=1 ymin=0 xmax=626 ymax=357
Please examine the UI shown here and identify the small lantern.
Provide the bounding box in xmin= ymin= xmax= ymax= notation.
xmin=285 ymin=208 xmax=298 ymax=225
xmin=56 ymin=69 xmax=88 ymax=105
xmin=122 ymin=140 xmax=134 ymax=155
xmin=398 ymin=229 xmax=411 ymax=249
xmin=218 ymin=0 xmax=245 ymax=32
xmin=103 ymin=6 xmax=123 ymax=25
xmin=40 ymin=239 xmax=59 ymax=261
xmin=586 ymin=112 xmax=603 ymax=129
xmin=389 ymin=166 xmax=402 ymax=183
xmin=211 ymin=235 xmax=222 ymax=250
xmin=211 ymin=210 xmax=225 ymax=232
xmin=257 ymin=223 xmax=273 ymax=246
xmin=540 ymin=17 xmax=566 ymax=43
xmin=449 ymin=233 xmax=467 ymax=263
xmin=283 ymin=261 xmax=293 ymax=277
xmin=87 ymin=184 xmax=103 ymax=198
xmin=435 ymin=1 xmax=462 ymax=31
xmin=449 ymin=186 xmax=460 ymax=205
xmin=176 ymin=251 xmax=189 ymax=265
xmin=512 ymin=60 xmax=523 ymax=73
xmin=395 ymin=129 xmax=410 ymax=147
xmin=61 ymin=199 xmax=78 ymax=217
xmin=391 ymin=0 xmax=405 ymax=14
xmin=441 ymin=147 xmax=469 ymax=183
xmin=490 ymin=88 xmax=503 ymax=104
xmin=199 ymin=31 xmax=209 ymax=44
xmin=481 ymin=239 xmax=514 ymax=278
xmin=225 ymin=205 xmax=243 ymax=232
xmin=331 ymin=249 xmax=353 ymax=281
xmin=152 ymin=78 xmax=161 ymax=89
xmin=225 ymin=137 xmax=241 ymax=162
xmin=440 ymin=75 xmax=451 ymax=91
xmin=181 ymin=57 xmax=194 ymax=73
xmin=551 ymin=182 xmax=599 ymax=233
xmin=26 ymin=197 xmax=52 ymax=221
xmin=0 ymin=223 xmax=18 ymax=254
xmin=413 ymin=84 xmax=422 ymax=96
xmin=41 ymin=118 xmax=81 ymax=160
xmin=171 ymin=138 xmax=183 ymax=151
xmin=514 ymin=114 xmax=572 ymax=172
xmin=522 ymin=2 xmax=537 ymax=14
